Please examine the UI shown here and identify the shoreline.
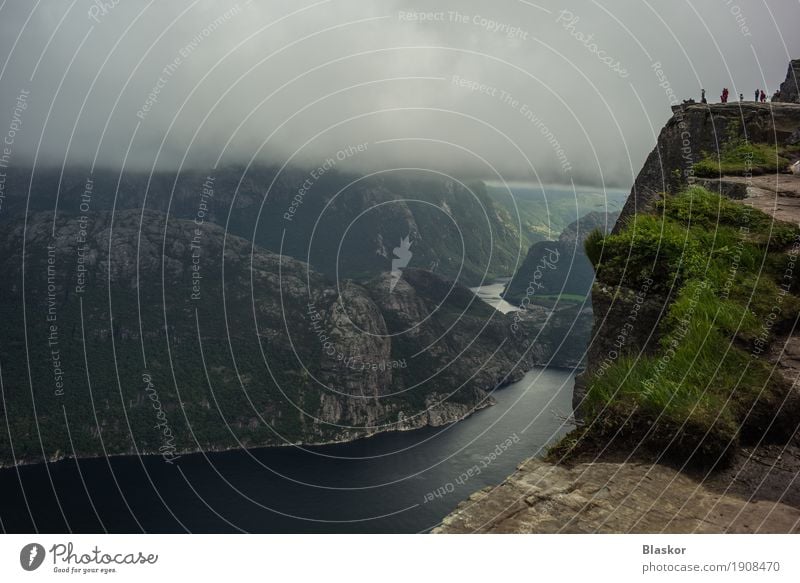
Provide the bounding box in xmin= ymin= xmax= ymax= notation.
xmin=1 ymin=277 xmax=580 ymax=472
xmin=0 ymin=363 xmax=581 ymax=472
xmin=1 ymin=366 xmax=570 ymax=472
xmin=0 ymin=401 xmax=491 ymax=472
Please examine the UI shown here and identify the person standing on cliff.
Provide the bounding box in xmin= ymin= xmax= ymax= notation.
xmin=701 ymin=89 xmax=707 ymax=103
xmin=760 ymin=90 xmax=766 ymax=103
xmin=740 ymin=93 xmax=744 ymax=102
xmin=755 ymin=88 xmax=760 ymax=101
xmin=721 ymin=88 xmax=729 ymax=103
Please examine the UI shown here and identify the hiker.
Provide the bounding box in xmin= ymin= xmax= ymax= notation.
xmin=721 ymin=88 xmax=729 ymax=103
xmin=755 ymin=89 xmax=760 ymax=101
xmin=701 ymin=89 xmax=707 ymax=103
xmin=740 ymin=93 xmax=744 ymax=102
xmin=760 ymin=90 xmax=766 ymax=103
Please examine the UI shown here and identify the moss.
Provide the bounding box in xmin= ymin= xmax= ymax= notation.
xmin=592 ymin=212 xmax=705 ymax=293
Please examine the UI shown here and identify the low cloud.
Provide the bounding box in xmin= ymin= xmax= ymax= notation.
xmin=0 ymin=0 xmax=797 ymax=188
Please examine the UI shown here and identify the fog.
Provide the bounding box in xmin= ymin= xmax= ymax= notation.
xmin=0 ymin=0 xmax=797 ymax=187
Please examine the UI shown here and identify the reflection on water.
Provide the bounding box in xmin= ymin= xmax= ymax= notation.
xmin=0 ymin=366 xmax=575 ymax=533
xmin=471 ymin=278 xmax=519 ymax=314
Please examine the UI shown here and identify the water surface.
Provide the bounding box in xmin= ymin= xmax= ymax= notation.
xmin=0 ymin=365 xmax=576 ymax=533
xmin=0 ymin=282 xmax=576 ymax=533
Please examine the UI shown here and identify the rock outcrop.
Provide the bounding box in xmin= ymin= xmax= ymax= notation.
xmin=434 ymin=448 xmax=800 ymax=533
xmin=582 ymin=101 xmax=800 ymax=413
xmin=618 ymin=102 xmax=800 ymax=227
xmin=775 ymin=59 xmax=800 ymax=103
xmin=437 ymin=62 xmax=800 ymax=534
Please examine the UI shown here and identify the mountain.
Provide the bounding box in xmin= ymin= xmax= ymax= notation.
xmin=502 ymin=211 xmax=618 ymax=303
xmin=483 ymin=183 xmax=627 ymax=248
xmin=0 ymin=207 xmax=575 ymax=467
xmin=0 ymin=167 xmax=527 ymax=287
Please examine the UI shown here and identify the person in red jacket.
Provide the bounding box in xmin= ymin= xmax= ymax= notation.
xmin=721 ymin=88 xmax=729 ymax=103
xmin=760 ymin=90 xmax=766 ymax=103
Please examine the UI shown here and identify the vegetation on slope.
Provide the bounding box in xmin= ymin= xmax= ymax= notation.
xmin=559 ymin=186 xmax=800 ymax=467
xmin=692 ymin=123 xmax=790 ymax=177
xmin=0 ymin=210 xmax=535 ymax=467
xmin=484 ymin=183 xmax=627 ymax=247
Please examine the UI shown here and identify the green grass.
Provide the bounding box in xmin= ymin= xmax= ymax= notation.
xmin=584 ymin=227 xmax=605 ymax=267
xmin=693 ymin=140 xmax=790 ymax=177
xmin=570 ymin=186 xmax=800 ymax=467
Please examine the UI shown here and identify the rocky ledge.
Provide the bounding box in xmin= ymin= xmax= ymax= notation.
xmin=434 ymin=446 xmax=800 ymax=533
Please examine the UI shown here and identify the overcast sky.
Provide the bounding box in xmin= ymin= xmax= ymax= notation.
xmin=0 ymin=0 xmax=797 ymax=187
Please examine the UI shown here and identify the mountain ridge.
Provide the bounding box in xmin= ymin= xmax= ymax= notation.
xmin=0 ymin=206 xmax=579 ymax=468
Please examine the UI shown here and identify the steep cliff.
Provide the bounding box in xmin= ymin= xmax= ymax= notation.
xmin=578 ymin=102 xmax=800 ymax=421
xmin=437 ymin=63 xmax=800 ymax=533
xmin=618 ymin=102 xmax=800 ymax=227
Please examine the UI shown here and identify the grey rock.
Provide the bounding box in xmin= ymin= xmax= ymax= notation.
xmin=774 ymin=59 xmax=800 ymax=103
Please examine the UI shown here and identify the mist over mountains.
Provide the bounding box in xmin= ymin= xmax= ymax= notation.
xmin=1 ymin=0 xmax=797 ymax=187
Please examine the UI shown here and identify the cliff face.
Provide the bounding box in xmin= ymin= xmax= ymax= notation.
xmin=0 ymin=208 xmax=573 ymax=467
xmin=437 ymin=62 xmax=800 ymax=533
xmin=617 ymin=102 xmax=800 ymax=228
xmin=578 ymin=101 xmax=800 ymax=412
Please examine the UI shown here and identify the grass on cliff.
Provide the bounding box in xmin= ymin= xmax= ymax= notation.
xmin=693 ymin=134 xmax=790 ymax=177
xmin=565 ymin=186 xmax=800 ymax=468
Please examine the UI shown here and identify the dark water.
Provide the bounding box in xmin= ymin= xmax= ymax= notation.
xmin=0 ymin=367 xmax=574 ymax=533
